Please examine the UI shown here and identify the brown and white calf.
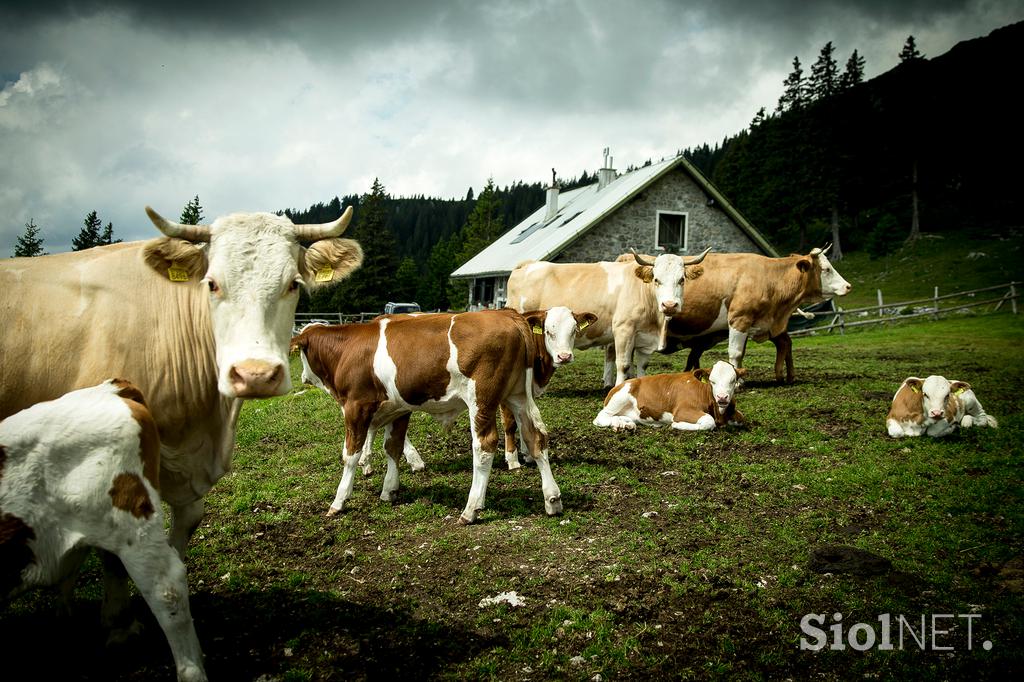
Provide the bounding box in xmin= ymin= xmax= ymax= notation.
xmin=291 ymin=308 xmax=584 ymax=524
xmin=886 ymin=375 xmax=998 ymax=438
xmin=593 ymin=361 xmax=746 ymax=432
xmin=0 ymin=380 xmax=205 ymax=682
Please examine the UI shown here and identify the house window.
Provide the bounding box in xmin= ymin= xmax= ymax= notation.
xmin=655 ymin=211 xmax=687 ymax=252
xmin=472 ymin=277 xmax=496 ymax=308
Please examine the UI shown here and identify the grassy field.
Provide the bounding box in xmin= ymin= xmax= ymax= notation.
xmin=3 ymin=310 xmax=1022 ymax=680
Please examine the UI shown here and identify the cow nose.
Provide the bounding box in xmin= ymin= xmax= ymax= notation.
xmin=929 ymin=409 xmax=944 ymax=419
xmin=230 ymin=360 xmax=285 ymax=397
xmin=557 ymin=352 xmax=573 ymax=363
xmin=661 ymin=301 xmax=679 ymax=313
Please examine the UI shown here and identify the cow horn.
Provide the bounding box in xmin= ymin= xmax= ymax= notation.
xmin=145 ymin=206 xmax=211 ymax=242
xmin=810 ymin=243 xmax=832 ymax=257
xmin=685 ymin=247 xmax=712 ymax=265
xmin=293 ymin=206 xmax=353 ymax=242
xmin=631 ymin=249 xmax=655 ymax=266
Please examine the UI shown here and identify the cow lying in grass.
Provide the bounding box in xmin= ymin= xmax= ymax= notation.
xmin=291 ymin=307 xmax=590 ymax=524
xmin=886 ymin=375 xmax=998 ymax=438
xmin=0 ymin=380 xmax=206 ymax=682
xmin=593 ymin=361 xmax=746 ymax=432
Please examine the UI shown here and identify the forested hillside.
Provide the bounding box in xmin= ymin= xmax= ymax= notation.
xmin=290 ymin=21 xmax=1022 ymax=314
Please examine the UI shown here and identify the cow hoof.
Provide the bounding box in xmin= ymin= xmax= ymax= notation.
xmin=506 ymin=458 xmax=522 ymax=470
xmin=361 ymin=464 xmax=374 ymax=477
xmin=457 ymin=514 xmax=474 ymax=525
xmin=325 ymin=506 xmax=342 ymax=518
xmin=410 ymin=462 xmax=425 ymax=472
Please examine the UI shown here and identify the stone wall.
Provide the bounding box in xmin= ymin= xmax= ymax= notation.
xmin=554 ymin=167 xmax=761 ymax=263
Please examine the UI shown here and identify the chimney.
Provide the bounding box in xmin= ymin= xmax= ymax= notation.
xmin=544 ymin=167 xmax=559 ymax=222
xmin=597 ymin=147 xmax=616 ymax=191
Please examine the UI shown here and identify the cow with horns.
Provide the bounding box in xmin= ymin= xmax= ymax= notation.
xmin=507 ymin=248 xmax=711 ymax=387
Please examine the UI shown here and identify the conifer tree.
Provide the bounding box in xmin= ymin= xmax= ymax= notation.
xmin=328 ymin=178 xmax=398 ymax=313
xmin=393 ymin=256 xmax=420 ymax=302
xmin=776 ymin=57 xmax=808 ymax=113
xmin=100 ymin=222 xmax=120 ymax=246
xmin=899 ymin=35 xmax=923 ymax=62
xmin=750 ymin=107 xmax=767 ymax=129
xmin=839 ymin=50 xmax=865 ymax=90
xmin=447 ymin=178 xmax=505 ymax=308
xmin=809 ymin=41 xmax=839 ymax=101
xmin=72 ymin=210 xmax=103 ymax=251
xmin=13 ymin=219 xmax=46 ymax=257
xmin=180 ymin=195 xmax=205 ymax=225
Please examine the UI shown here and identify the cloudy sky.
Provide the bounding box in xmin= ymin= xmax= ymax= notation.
xmin=1 ymin=0 xmax=1020 ymax=253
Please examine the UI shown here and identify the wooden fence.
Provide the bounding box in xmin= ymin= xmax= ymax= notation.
xmin=789 ymin=281 xmax=1019 ymax=337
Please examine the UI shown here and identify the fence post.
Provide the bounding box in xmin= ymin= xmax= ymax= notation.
xmin=840 ymin=310 xmax=846 ymax=335
xmin=932 ymin=286 xmax=939 ymax=321
xmin=877 ymin=289 xmax=884 ymax=318
xmin=1013 ymin=283 xmax=1019 ymax=315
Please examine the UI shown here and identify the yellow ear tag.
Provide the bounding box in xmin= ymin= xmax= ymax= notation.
xmin=955 ymin=387 xmax=966 ymax=395
xmin=578 ymin=321 xmax=590 ymax=331
xmin=315 ymin=266 xmax=334 ymax=283
xmin=701 ymin=376 xmax=709 ymax=384
xmin=167 ymin=264 xmax=189 ymax=282
xmin=532 ymin=325 xmax=544 ymax=335
xmin=911 ymin=386 xmax=920 ymax=393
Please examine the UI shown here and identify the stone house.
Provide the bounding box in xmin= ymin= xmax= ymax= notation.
xmin=450 ymin=151 xmax=778 ymax=309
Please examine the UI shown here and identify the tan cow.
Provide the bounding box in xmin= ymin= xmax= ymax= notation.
xmin=291 ymin=308 xmax=579 ymax=524
xmin=657 ymin=246 xmax=851 ymax=382
xmin=507 ymin=249 xmax=710 ymax=387
xmin=593 ymin=360 xmax=746 ymax=432
xmin=887 ymin=375 xmax=998 ymax=438
xmin=0 ymin=207 xmax=362 ymax=635
xmin=0 ymin=380 xmax=205 ymax=681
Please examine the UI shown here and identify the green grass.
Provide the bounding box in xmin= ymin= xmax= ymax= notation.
xmin=3 ymin=311 xmax=1022 ymax=680
xmin=835 ymin=234 xmax=1023 ymax=309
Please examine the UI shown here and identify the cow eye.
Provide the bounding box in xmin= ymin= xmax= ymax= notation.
xmin=654 ymin=279 xmax=661 ymax=285
xmin=206 ymin=278 xmax=219 ymax=293
xmin=287 ymin=279 xmax=301 ymax=293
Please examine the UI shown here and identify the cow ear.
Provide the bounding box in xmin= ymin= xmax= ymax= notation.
xmin=904 ymin=377 xmax=924 ymax=393
xmin=796 ymin=257 xmax=813 ymax=272
xmin=301 ymin=238 xmax=364 ymax=289
xmin=142 ymin=237 xmax=208 ymax=282
xmin=524 ymin=310 xmax=548 ymax=335
xmin=735 ymin=367 xmax=748 ymax=378
xmin=634 ymin=265 xmax=654 ymax=283
xmin=950 ymin=380 xmax=971 ymax=395
xmin=685 ymin=264 xmax=704 ymax=281
xmin=573 ymin=311 xmax=598 ymax=331
xmin=693 ymin=368 xmax=710 ymax=383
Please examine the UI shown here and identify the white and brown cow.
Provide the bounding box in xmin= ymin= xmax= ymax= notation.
xmin=0 ymin=380 xmax=206 ymax=682
xmin=657 ymin=246 xmax=851 ymax=382
xmin=291 ymin=308 xmax=580 ymax=524
xmin=507 ymin=248 xmax=711 ymax=388
xmin=593 ymin=360 xmax=746 ymax=432
xmin=886 ymin=375 xmax=998 ymax=438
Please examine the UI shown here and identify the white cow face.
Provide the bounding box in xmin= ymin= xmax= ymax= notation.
xmin=706 ymin=360 xmax=745 ymax=408
xmin=919 ymin=375 xmax=974 ymax=422
xmin=143 ymin=207 xmax=362 ymax=399
xmin=813 ymin=247 xmax=852 ymax=298
xmin=633 ymin=248 xmax=710 ymax=316
xmin=526 ymin=306 xmax=599 ymax=366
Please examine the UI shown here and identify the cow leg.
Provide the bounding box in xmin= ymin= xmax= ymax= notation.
xmin=168 ymin=499 xmax=205 ymax=559
xmin=602 ymin=345 xmax=617 ymax=388
xmin=327 ymin=403 xmax=375 ymax=516
xmin=592 ymin=383 xmax=639 ymax=431
xmin=100 ymin=551 xmax=143 ymax=645
xmin=670 ymin=407 xmax=716 ymax=431
xmin=358 ymin=424 xmax=378 ymax=476
xmin=506 ymin=394 xmax=562 ymax=516
xmin=770 ymin=332 xmax=795 ymax=384
xmin=380 ymin=416 xmax=410 ymax=502
xmin=500 ymin=402 xmax=522 ymax=470
xmin=403 ymin=435 xmax=426 ymax=472
xmin=727 ymin=325 xmax=750 ymax=371
xmin=458 ymin=405 xmax=498 ymax=525
xmin=614 ymin=331 xmax=637 ymax=385
xmin=635 ymin=347 xmax=653 ymax=378
xmin=111 ymin=530 xmax=207 ymax=682
xmin=684 ymin=346 xmax=703 ymax=371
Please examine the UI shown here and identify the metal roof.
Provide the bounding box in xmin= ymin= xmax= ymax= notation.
xmin=451 ymin=154 xmax=777 ymax=279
